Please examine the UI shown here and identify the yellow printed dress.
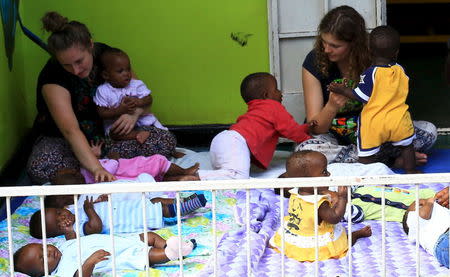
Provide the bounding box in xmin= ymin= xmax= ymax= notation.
xmin=269 ymin=189 xmax=348 ymax=261
xmin=352 ymin=64 xmax=415 ymax=157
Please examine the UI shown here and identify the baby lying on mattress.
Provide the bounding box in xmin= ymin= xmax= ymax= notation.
xmin=29 ymin=169 xmax=206 ymax=240
xmin=403 ymin=197 xmax=449 ymax=268
xmin=14 ymin=232 xmax=196 ymax=277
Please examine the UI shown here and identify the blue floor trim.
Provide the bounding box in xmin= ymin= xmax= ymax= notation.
xmin=393 ymin=148 xmax=450 ymax=174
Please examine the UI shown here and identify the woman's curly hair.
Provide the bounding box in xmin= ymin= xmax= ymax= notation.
xmin=314 ymin=5 xmax=371 ymax=83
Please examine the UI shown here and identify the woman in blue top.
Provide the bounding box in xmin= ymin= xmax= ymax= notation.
xmin=296 ymin=5 xmax=436 ymax=167
xmin=27 ymin=12 xmax=177 ymax=184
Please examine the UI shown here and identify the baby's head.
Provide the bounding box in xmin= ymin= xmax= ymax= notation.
xmin=100 ymin=47 xmax=132 ymax=88
xmin=29 ymin=207 xmax=75 ymax=238
xmin=240 ymin=72 xmax=282 ymax=103
xmin=52 ymin=168 xmax=86 ymax=185
xmin=14 ymin=243 xmax=61 ymax=276
xmin=369 ymin=25 xmax=400 ymax=62
xmin=45 ymin=168 xmax=87 ymax=208
xmin=286 ymin=150 xmax=330 ymax=178
xmin=286 ymin=150 xmax=330 ymax=193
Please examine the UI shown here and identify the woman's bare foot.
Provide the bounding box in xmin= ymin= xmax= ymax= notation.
xmin=394 ymin=152 xmax=427 ymax=168
xmin=351 ymin=225 xmax=372 ymax=245
xmin=184 ymin=163 xmax=200 ymax=175
xmin=136 ymin=131 xmax=150 ymax=144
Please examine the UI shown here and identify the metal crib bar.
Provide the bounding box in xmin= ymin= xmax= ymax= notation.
xmin=40 ymin=196 xmax=49 ymax=276
xmin=74 ymin=195 xmax=82 ymax=277
xmin=448 ymin=184 xmax=450 ymax=275
xmin=381 ymin=186 xmax=386 ymax=277
xmin=347 ymin=186 xmax=353 ymax=277
xmin=142 ymin=192 xmax=149 ymax=277
xmin=6 ymin=197 xmax=14 ymax=276
xmin=176 ymin=192 xmax=184 ymax=276
xmin=246 ymin=188 xmax=251 ymax=277
xmin=280 ymin=188 xmax=285 ymax=277
xmin=107 ymin=194 xmax=116 ymax=276
xmin=314 ymin=187 xmax=319 ymax=277
xmin=415 ymin=185 xmax=420 ymax=277
xmin=212 ymin=189 xmax=218 ymax=277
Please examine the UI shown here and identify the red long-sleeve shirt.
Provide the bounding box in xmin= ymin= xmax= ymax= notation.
xmin=230 ymin=99 xmax=311 ymax=169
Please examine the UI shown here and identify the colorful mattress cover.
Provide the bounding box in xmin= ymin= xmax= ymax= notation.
xmin=1 ymin=148 xmax=449 ymax=276
xmin=0 ymin=189 xmax=239 ymax=276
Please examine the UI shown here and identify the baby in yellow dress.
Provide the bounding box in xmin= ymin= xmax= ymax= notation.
xmin=270 ymin=150 xmax=372 ymax=261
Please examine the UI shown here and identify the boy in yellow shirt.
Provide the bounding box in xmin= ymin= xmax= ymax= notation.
xmin=328 ymin=26 xmax=418 ymax=173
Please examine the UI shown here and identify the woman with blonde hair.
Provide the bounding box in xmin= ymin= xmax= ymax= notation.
xmin=27 ymin=12 xmax=177 ymax=184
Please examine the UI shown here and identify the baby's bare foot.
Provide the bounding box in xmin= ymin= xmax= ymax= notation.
xmin=394 ymin=152 xmax=427 ymax=168
xmin=358 ymin=225 xmax=372 ymax=238
xmin=405 ymin=169 xmax=423 ymax=174
xmin=136 ymin=131 xmax=150 ymax=144
xmin=178 ymin=175 xmax=200 ymax=181
xmin=184 ymin=163 xmax=200 ymax=175
xmin=150 ymin=197 xmax=175 ymax=205
xmin=172 ymin=151 xmax=186 ymax=158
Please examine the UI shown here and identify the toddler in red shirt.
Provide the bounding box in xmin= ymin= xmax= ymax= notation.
xmin=198 ymin=72 xmax=314 ymax=180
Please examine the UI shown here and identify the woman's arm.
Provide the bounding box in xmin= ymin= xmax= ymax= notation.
xmin=302 ymin=68 xmax=348 ymax=134
xmin=42 ymin=84 xmax=116 ymax=182
xmin=97 ymin=94 xmax=152 ymax=120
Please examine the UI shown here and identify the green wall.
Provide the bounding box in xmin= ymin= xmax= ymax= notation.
xmin=0 ymin=1 xmax=270 ymax=171
xmin=0 ymin=7 xmax=30 ymax=172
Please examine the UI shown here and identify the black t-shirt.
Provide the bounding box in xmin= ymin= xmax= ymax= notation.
xmin=302 ymin=49 xmax=341 ymax=105
xmin=302 ymin=49 xmax=362 ymax=118
xmin=34 ymin=42 xmax=111 ymax=141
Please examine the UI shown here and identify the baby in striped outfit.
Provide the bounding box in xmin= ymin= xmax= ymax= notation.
xmin=29 ymin=170 xmax=206 ymax=240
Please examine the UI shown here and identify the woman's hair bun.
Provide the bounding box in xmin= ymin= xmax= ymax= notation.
xmin=42 ymin=11 xmax=69 ymax=32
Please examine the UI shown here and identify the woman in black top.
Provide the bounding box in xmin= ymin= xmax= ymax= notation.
xmin=296 ymin=5 xmax=437 ymax=166
xmin=27 ymin=12 xmax=176 ymax=184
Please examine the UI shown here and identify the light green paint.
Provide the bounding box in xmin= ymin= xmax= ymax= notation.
xmin=0 ymin=5 xmax=29 ymax=171
xmin=0 ymin=1 xmax=270 ymax=170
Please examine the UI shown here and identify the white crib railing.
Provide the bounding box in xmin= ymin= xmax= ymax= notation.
xmin=1 ymin=173 xmax=450 ymax=277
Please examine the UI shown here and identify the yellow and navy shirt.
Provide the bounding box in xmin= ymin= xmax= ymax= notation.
xmin=352 ymin=64 xmax=415 ymax=155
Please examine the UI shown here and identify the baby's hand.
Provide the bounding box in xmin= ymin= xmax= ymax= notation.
xmin=426 ymin=197 xmax=436 ymax=205
xmin=307 ymin=120 xmax=318 ymax=134
xmin=327 ymin=82 xmax=345 ymax=94
xmin=327 ymin=191 xmax=338 ymax=206
xmin=121 ymin=96 xmax=137 ymax=114
xmin=58 ymin=219 xmax=73 ymax=233
xmin=94 ymin=194 xmax=108 ymax=203
xmin=89 ymin=140 xmax=104 ymax=158
xmin=86 ymin=249 xmax=110 ymax=265
xmin=337 ymin=186 xmax=348 ymax=199
xmin=83 ymin=196 xmax=95 ymax=212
